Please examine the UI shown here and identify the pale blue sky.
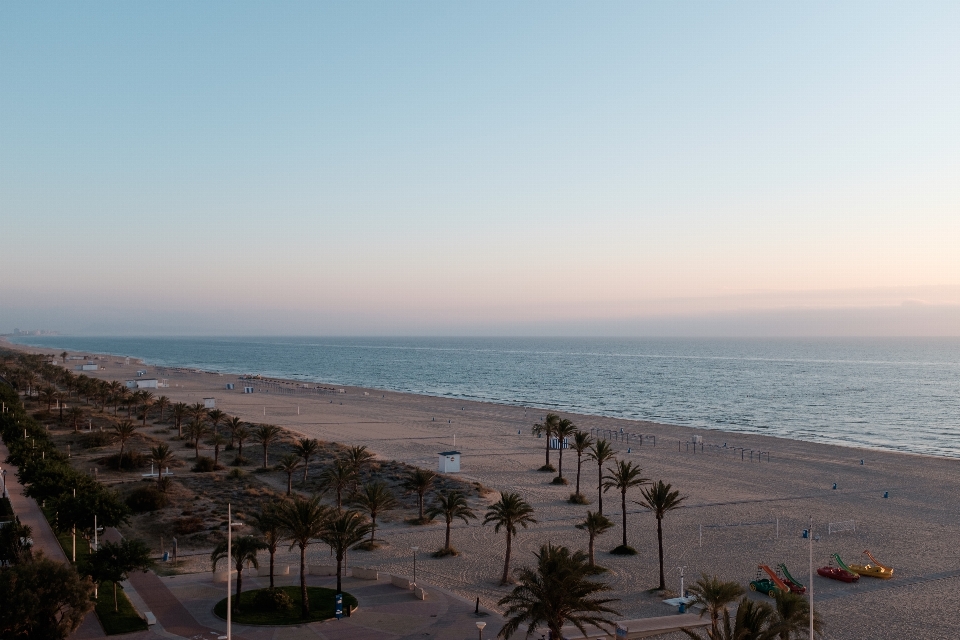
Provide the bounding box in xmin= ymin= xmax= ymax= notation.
xmin=2 ymin=2 xmax=959 ymax=335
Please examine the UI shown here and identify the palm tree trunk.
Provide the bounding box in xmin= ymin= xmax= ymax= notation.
xmin=418 ymin=492 xmax=425 ymax=520
xmin=118 ymin=444 xmax=124 ymax=471
xmin=621 ymin=490 xmax=628 ymax=548
xmin=588 ymin=533 xmax=596 ymax=566
xmin=545 ymin=432 xmax=551 ymax=467
xmin=371 ymin=515 xmax=377 ymax=543
xmin=445 ymin=519 xmax=452 ymax=550
xmin=336 ymin=551 xmax=343 ymax=592
xmin=263 ymin=444 xmax=268 ymax=469
xmin=195 ymin=441 xmax=200 ymax=458
xmin=235 ymin=566 xmax=243 ymax=612
xmin=286 ymin=473 xmax=292 ymax=495
xmin=113 ymin=581 xmax=119 ymax=612
xmin=303 ymin=459 xmax=309 ymax=483
xmin=300 ymin=545 xmax=308 ymax=617
xmin=598 ymin=463 xmax=604 ymax=515
xmin=269 ymin=550 xmax=275 ymax=588
xmin=656 ymin=516 xmax=665 ymax=590
xmin=558 ymin=447 xmax=564 ymax=478
xmin=501 ymin=529 xmax=512 ymax=584
xmin=575 ymin=455 xmax=582 ymax=495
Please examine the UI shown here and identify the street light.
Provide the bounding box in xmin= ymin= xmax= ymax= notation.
xmin=1 ymin=467 xmax=7 ymax=499
xmin=226 ymin=504 xmax=244 ymax=640
xmin=411 ymin=546 xmax=419 ymax=585
xmin=476 ymin=621 xmax=486 ymax=640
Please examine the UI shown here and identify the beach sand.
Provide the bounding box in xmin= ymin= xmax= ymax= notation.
xmin=9 ymin=342 xmax=960 ymax=639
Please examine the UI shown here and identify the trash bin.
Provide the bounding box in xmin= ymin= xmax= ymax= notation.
xmin=679 ymin=603 xmax=686 ymax=613
xmin=802 ymin=529 xmax=808 ymax=539
xmin=162 ymin=552 xmax=169 ymax=562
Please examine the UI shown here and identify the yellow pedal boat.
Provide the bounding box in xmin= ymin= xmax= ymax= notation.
xmin=847 ymin=550 xmax=894 ymax=579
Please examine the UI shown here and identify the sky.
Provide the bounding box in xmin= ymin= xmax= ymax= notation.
xmin=1 ymin=1 xmax=959 ymax=336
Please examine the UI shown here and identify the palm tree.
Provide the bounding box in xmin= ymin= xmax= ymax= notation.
xmin=207 ymin=409 xmax=226 ymax=435
xmin=320 ymin=510 xmax=372 ymax=594
xmin=602 ymin=460 xmax=648 ymax=554
xmin=155 ymin=395 xmax=170 ymax=422
xmin=531 ymin=413 xmax=560 ymax=471
xmin=483 ymin=492 xmax=537 ymax=584
xmin=149 ymin=444 xmax=174 ymax=489
xmin=637 ymin=480 xmax=687 ymax=590
xmin=682 ymin=597 xmax=782 ymax=640
xmin=211 ymin=535 xmax=267 ymax=613
xmin=38 ymin=386 xmax=56 ymax=415
xmin=570 ymin=430 xmax=594 ymax=502
xmin=184 ymin=419 xmax=210 ymax=459
xmin=67 ymin=406 xmax=84 ymax=433
xmin=293 ymin=438 xmax=321 ymax=484
xmin=497 ymin=544 xmax=620 ymax=640
xmin=250 ymin=502 xmax=286 ymax=588
xmin=686 ymin=575 xmax=745 ymax=639
xmin=234 ymin=423 xmax=251 ymax=463
xmin=276 ymin=454 xmax=302 ymax=495
xmin=54 ymin=389 xmax=67 ymax=423
xmin=138 ymin=390 xmax=154 ymax=426
xmin=772 ymin=590 xmax=822 ymax=640
xmin=225 ymin=416 xmax=243 ymax=449
xmin=351 ymin=481 xmax=398 ymax=546
xmin=278 ymin=495 xmax=330 ymax=618
xmin=113 ymin=420 xmax=138 ymax=471
xmin=209 ymin=433 xmax=227 ymax=466
xmin=576 ymin=511 xmax=614 ymax=568
xmin=172 ymin=402 xmax=188 ymax=437
xmin=587 ymin=440 xmax=616 ymax=514
xmin=425 ymin=489 xmax=477 ymax=556
xmin=552 ymin=418 xmax=578 ymax=484
xmin=401 ymin=467 xmax=438 ymax=523
xmin=189 ymin=402 xmax=207 ymax=428
xmin=319 ymin=460 xmax=355 ymax=511
xmin=344 ymin=445 xmax=374 ymax=493
xmin=253 ymin=424 xmax=283 ymax=469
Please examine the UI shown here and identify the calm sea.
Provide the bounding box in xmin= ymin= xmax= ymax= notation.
xmin=8 ymin=336 xmax=960 ymax=458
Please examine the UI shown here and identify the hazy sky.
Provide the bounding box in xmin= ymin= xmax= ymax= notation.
xmin=2 ymin=2 xmax=959 ymax=336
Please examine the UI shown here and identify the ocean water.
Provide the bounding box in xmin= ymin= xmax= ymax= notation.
xmin=8 ymin=336 xmax=960 ymax=458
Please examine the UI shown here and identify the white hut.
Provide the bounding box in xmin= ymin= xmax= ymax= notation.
xmin=437 ymin=451 xmax=461 ymax=473
xmin=135 ymin=378 xmax=158 ymax=389
xmin=203 ymin=397 xmax=216 ymax=409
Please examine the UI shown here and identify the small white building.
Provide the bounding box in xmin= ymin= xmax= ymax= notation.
xmin=438 ymin=451 xmax=461 ymax=473
xmin=203 ymin=397 xmax=216 ymax=409
xmin=243 ymin=387 xmax=254 ymax=394
xmin=226 ymin=383 xmax=235 ymax=390
xmin=136 ymin=378 xmax=158 ymax=389
xmin=549 ymin=437 xmax=570 ymax=450
xmin=75 ymin=363 xmax=98 ymax=372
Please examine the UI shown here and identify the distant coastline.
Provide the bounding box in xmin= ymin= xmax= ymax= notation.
xmin=6 ymin=334 xmax=960 ymax=459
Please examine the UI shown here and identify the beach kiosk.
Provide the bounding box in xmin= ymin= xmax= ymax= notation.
xmin=203 ymin=397 xmax=216 ymax=409
xmin=438 ymin=451 xmax=461 ymax=473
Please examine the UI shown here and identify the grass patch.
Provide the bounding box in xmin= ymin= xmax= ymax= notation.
xmin=354 ymin=540 xmax=381 ymax=551
xmin=405 ymin=516 xmax=431 ymax=525
xmin=96 ymin=582 xmax=148 ymax=635
xmin=609 ymin=545 xmax=638 ymax=556
xmin=538 ymin=464 xmax=556 ymax=472
xmin=551 ymin=476 xmax=569 ymax=485
xmin=568 ymin=493 xmax=589 ymax=504
xmin=213 ymin=586 xmax=357 ymax=625
xmin=432 ymin=547 xmax=459 ymax=558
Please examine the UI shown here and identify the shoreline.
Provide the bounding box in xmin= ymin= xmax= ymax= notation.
xmin=5 ymin=338 xmax=960 ymax=638
xmin=3 ymin=336 xmax=954 ymax=462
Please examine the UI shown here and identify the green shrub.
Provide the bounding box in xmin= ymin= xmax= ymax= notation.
xmin=101 ymin=451 xmax=148 ymax=471
xmin=192 ymin=457 xmax=217 ymax=472
xmin=253 ymin=587 xmax=293 ymax=611
xmin=125 ymin=487 xmax=168 ymax=513
xmin=83 ymin=432 xmax=112 ymax=448
xmin=173 ymin=516 xmax=204 ymax=535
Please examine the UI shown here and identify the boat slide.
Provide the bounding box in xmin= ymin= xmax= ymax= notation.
xmin=777 ymin=563 xmax=806 ymax=593
xmin=758 ymin=565 xmax=790 ymax=593
xmin=847 ymin=550 xmax=894 ymax=579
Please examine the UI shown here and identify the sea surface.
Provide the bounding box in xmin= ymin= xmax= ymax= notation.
xmin=8 ymin=336 xmax=960 ymax=458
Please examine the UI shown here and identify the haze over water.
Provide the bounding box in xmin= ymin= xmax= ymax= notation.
xmin=10 ymin=336 xmax=960 ymax=458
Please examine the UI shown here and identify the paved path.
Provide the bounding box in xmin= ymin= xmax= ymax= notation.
xmin=0 ymin=439 xmax=108 ymax=639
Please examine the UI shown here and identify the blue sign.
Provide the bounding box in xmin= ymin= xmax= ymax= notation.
xmin=335 ymin=593 xmax=343 ymax=619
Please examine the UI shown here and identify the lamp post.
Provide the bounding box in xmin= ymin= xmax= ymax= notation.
xmin=227 ymin=504 xmax=244 ymax=640
xmin=1 ymin=467 xmax=6 ymax=498
xmin=411 ymin=546 xmax=419 ymax=585
xmin=476 ymin=621 xmax=486 ymax=640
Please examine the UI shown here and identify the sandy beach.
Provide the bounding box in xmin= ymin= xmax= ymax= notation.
xmin=7 ymin=340 xmax=960 ymax=640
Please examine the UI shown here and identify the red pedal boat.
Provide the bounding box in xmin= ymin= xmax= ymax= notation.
xmin=817 ymin=554 xmax=860 ymax=583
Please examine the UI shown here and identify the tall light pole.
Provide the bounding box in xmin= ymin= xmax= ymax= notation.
xmin=476 ymin=621 xmax=486 ymax=640
xmin=411 ymin=546 xmax=419 ymax=586
xmin=227 ymin=504 xmax=244 ymax=640
xmin=809 ymin=516 xmax=814 ymax=640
